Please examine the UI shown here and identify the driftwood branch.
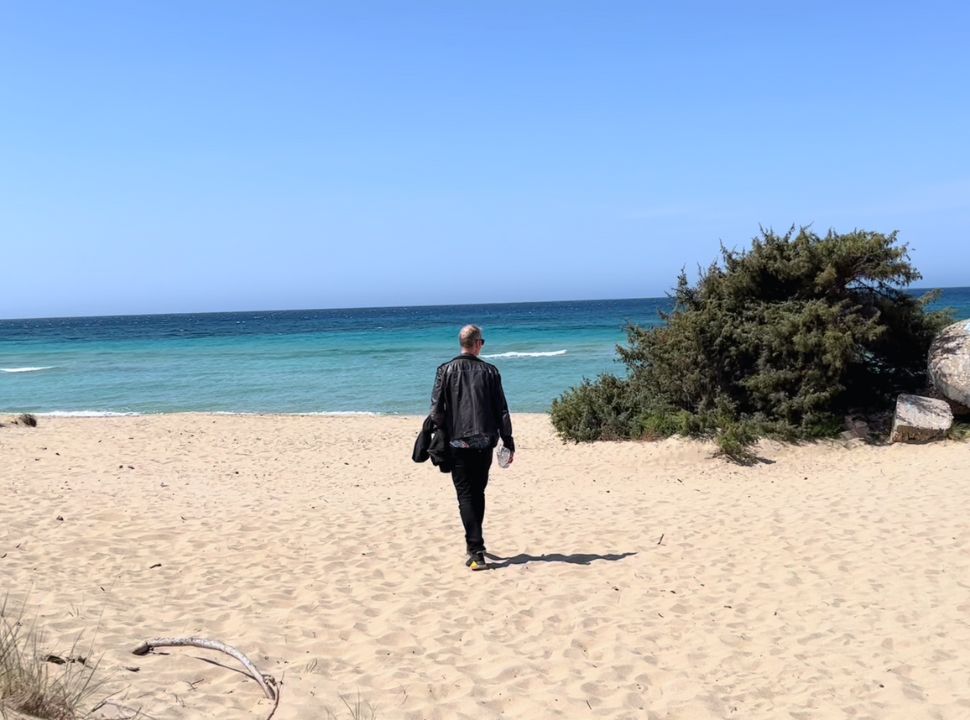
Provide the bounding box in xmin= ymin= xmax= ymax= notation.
xmin=132 ymin=636 xmax=280 ymax=716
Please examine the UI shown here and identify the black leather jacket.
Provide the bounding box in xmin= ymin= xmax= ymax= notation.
xmin=412 ymin=415 xmax=452 ymax=472
xmin=430 ymin=354 xmax=514 ymax=452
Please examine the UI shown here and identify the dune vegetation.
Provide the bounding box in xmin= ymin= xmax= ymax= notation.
xmin=551 ymin=227 xmax=953 ymax=460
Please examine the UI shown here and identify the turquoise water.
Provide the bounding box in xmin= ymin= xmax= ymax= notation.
xmin=2 ymin=289 xmax=968 ymax=415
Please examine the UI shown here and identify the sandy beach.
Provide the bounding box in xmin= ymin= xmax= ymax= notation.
xmin=2 ymin=413 xmax=969 ymax=719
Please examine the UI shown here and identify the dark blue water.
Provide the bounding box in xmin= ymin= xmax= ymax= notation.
xmin=2 ymin=289 xmax=967 ymax=415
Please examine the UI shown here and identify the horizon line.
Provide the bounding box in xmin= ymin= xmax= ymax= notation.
xmin=2 ymin=285 xmax=967 ymax=323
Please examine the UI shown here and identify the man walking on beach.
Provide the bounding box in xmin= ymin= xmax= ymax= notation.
xmin=430 ymin=324 xmax=515 ymax=571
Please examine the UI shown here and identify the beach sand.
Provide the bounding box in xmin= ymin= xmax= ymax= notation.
xmin=2 ymin=414 xmax=969 ymax=719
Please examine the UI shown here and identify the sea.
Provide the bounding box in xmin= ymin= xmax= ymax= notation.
xmin=3 ymin=289 xmax=969 ymax=416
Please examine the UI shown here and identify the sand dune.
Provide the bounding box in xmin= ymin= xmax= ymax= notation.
xmin=2 ymin=414 xmax=969 ymax=719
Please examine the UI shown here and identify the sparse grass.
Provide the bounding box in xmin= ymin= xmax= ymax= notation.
xmin=0 ymin=597 xmax=101 ymax=720
xmin=326 ymin=691 xmax=377 ymax=720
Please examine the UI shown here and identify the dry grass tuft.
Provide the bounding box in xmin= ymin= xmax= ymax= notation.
xmin=0 ymin=597 xmax=101 ymax=720
xmin=327 ymin=691 xmax=377 ymax=720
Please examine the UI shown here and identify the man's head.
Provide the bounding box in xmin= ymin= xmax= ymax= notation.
xmin=459 ymin=324 xmax=485 ymax=355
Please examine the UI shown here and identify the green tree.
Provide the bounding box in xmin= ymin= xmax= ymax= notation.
xmin=551 ymin=227 xmax=952 ymax=459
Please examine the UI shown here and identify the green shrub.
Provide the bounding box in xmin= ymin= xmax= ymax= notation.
xmin=550 ymin=374 xmax=637 ymax=442
xmin=713 ymin=419 xmax=760 ymax=463
xmin=552 ymin=227 xmax=952 ymax=454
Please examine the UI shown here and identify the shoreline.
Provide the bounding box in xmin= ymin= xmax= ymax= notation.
xmin=6 ymin=290 xmax=969 ymax=423
xmin=5 ymin=409 xmax=417 ymax=417
xmin=3 ymin=414 xmax=969 ymax=718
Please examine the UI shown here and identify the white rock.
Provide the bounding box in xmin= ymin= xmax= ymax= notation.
xmin=928 ymin=319 xmax=970 ymax=413
xmin=890 ymin=394 xmax=953 ymax=443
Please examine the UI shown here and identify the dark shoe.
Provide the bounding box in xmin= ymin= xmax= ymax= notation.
xmin=466 ymin=551 xmax=487 ymax=571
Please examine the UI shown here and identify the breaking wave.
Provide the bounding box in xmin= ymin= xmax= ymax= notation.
xmin=1 ymin=366 xmax=55 ymax=373
xmin=37 ymin=410 xmax=140 ymax=417
xmin=482 ymin=350 xmax=568 ymax=359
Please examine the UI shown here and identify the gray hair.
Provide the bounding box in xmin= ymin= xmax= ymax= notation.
xmin=459 ymin=324 xmax=483 ymax=349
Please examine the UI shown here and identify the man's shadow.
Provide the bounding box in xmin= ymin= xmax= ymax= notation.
xmin=484 ymin=551 xmax=636 ymax=569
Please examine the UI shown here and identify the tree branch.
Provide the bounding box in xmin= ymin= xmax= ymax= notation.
xmin=132 ymin=636 xmax=280 ymax=718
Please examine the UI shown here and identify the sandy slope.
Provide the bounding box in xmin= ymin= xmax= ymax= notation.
xmin=2 ymin=414 xmax=969 ymax=719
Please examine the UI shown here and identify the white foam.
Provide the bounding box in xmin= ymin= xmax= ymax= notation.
xmin=299 ymin=411 xmax=385 ymax=417
xmin=209 ymin=410 xmax=385 ymax=417
xmin=482 ymin=350 xmax=568 ymax=359
xmin=1 ymin=366 xmax=55 ymax=373
xmin=21 ymin=410 xmax=388 ymax=418
xmin=37 ymin=410 xmax=140 ymax=417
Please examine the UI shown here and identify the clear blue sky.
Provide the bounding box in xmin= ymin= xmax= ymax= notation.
xmin=2 ymin=1 xmax=968 ymax=318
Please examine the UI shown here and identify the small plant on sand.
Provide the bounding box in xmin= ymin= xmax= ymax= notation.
xmin=0 ymin=597 xmax=101 ymax=720
xmin=326 ymin=691 xmax=377 ymax=720
xmin=552 ymin=227 xmax=953 ymax=461
xmin=948 ymin=420 xmax=970 ymax=441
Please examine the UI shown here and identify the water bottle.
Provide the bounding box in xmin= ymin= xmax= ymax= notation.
xmin=496 ymin=445 xmax=512 ymax=469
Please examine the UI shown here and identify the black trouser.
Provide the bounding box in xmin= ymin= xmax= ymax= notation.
xmin=450 ymin=447 xmax=492 ymax=554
